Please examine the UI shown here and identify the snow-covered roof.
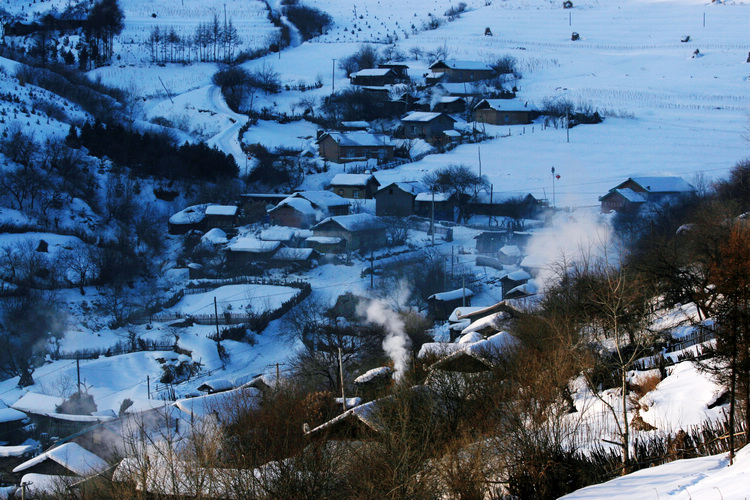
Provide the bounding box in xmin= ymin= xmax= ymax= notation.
xmin=354 ymin=366 xmax=393 ymax=384
xmin=448 ymin=306 xmax=486 ymax=323
xmin=352 ymin=68 xmax=394 ymax=77
xmin=174 ymin=387 xmax=261 ymax=420
xmin=402 ymin=111 xmax=455 ymax=123
xmin=458 ymin=331 xmax=484 ymax=344
xmin=323 ymin=132 xmax=393 ymax=147
xmin=444 ymin=130 xmax=462 ymax=138
xmin=461 ymin=312 xmax=504 ymax=335
xmin=476 ymin=98 xmax=538 ymax=112
xmin=306 ymin=399 xmax=382 ymax=435
xmin=629 ymin=176 xmax=694 ymax=193
xmin=13 ymin=443 xmax=107 ymax=476
xmin=293 ymin=190 xmax=351 ymax=209
xmin=330 ymin=173 xmax=377 ymax=186
xmin=415 ymin=192 xmax=453 ymax=202
xmin=228 ymin=238 xmax=281 ymax=253
xmin=0 ymin=407 xmax=27 ymax=423
xmin=272 ymin=247 xmax=317 ymax=261
xmin=436 ymin=82 xmax=490 ymax=95
xmin=608 ymin=188 xmax=648 ymax=203
xmin=430 ymin=60 xmax=493 ymax=71
xmin=169 ymin=204 xmax=207 ymax=225
xmin=270 ymin=196 xmax=317 ymax=215
xmin=12 ymin=392 xmax=64 ymax=415
xmin=260 ymin=226 xmax=299 ymax=242
xmin=428 ymin=288 xmax=474 ymax=302
xmin=417 ymin=342 xmax=465 ymax=359
xmin=376 ymin=181 xmax=427 ymax=195
xmin=201 ymin=228 xmax=228 ymax=245
xmin=499 ymin=245 xmax=521 ymax=256
xmin=506 ymin=282 xmax=537 ymax=297
xmin=429 ymin=332 xmax=518 ymax=371
xmin=204 ymin=205 xmax=237 ymax=216
xmin=0 ymin=439 xmax=38 ymax=458
xmin=438 ymin=96 xmax=464 ymax=103
xmin=197 ymin=379 xmax=234 ymax=393
xmin=312 ymin=213 xmax=387 ymax=232
xmin=504 ymin=270 xmax=531 ymax=281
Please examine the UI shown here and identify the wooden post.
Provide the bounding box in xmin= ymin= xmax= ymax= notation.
xmin=462 ymin=277 xmax=466 ymax=307
xmin=147 ymin=375 xmax=150 ymax=399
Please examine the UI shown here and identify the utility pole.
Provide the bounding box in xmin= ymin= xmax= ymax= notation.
xmin=477 ymin=146 xmax=482 ymax=177
xmin=214 ymin=297 xmax=221 ymax=347
xmin=431 ymin=191 xmax=435 ymax=246
xmin=489 ymin=184 xmax=493 ymax=226
xmin=76 ymin=357 xmax=80 ymax=393
xmin=331 ymin=59 xmax=336 ymax=94
xmin=551 ymin=167 xmax=556 ymax=209
xmin=370 ymin=249 xmax=374 ymax=289
xmin=338 ymin=348 xmax=347 ymax=412
xmin=462 ymin=277 xmax=466 ymax=307
xmin=147 ymin=375 xmax=150 ymax=399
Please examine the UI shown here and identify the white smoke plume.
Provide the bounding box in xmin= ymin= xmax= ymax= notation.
xmin=359 ymin=299 xmax=412 ymax=381
xmin=523 ymin=209 xmax=620 ymax=290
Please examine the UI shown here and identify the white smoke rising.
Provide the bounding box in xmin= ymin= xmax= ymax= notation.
xmin=523 ymin=210 xmax=620 ymax=290
xmin=359 ymin=299 xmax=412 ymax=381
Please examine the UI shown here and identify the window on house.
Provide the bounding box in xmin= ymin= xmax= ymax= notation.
xmin=413 ymin=126 xmax=418 ymax=134
xmin=353 ymin=190 xmax=360 ymax=199
xmin=389 ymin=188 xmax=394 ymax=194
xmin=338 ymin=189 xmax=344 ymax=196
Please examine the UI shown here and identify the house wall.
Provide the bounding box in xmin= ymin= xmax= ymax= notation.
xmin=433 ymin=67 xmax=494 ymax=82
xmin=331 ymin=180 xmax=379 ymax=199
xmin=474 ymin=108 xmax=532 ymax=125
xmin=434 ymin=101 xmax=465 ymax=114
xmin=269 ymin=206 xmax=311 ymax=228
xmin=204 ymin=214 xmax=237 ymax=230
xmin=351 ymin=74 xmax=396 ymax=86
xmin=313 ymin=227 xmax=387 ymax=252
xmin=415 ymin=200 xmax=456 ymax=221
xmin=318 ymin=135 xmax=341 ymax=163
xmin=375 ymin=189 xmax=415 ymax=216
xmin=403 ymin=116 xmax=454 ymax=141
xmin=339 ymin=145 xmax=394 ymax=164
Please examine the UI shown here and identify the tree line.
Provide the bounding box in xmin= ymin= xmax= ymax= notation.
xmin=68 ymin=120 xmax=239 ymax=182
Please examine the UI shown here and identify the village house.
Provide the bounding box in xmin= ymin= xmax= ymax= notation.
xmin=401 ymin=111 xmax=456 ymax=143
xmin=414 ymin=191 xmax=457 ymax=221
xmin=428 ymin=60 xmax=495 ymax=83
xmin=269 ymin=191 xmax=350 ymax=228
xmin=498 ymin=245 xmax=522 ymax=266
xmin=317 ymin=131 xmax=395 ymax=164
xmin=226 ymin=238 xmax=282 ymax=264
xmin=427 ymin=288 xmax=474 ymax=321
xmin=432 ymin=96 xmax=466 ymax=114
xmin=329 ymin=173 xmax=381 ymax=199
xmin=599 ymin=176 xmax=695 ymax=213
xmin=168 ymin=204 xmax=208 ymax=235
xmin=350 ymin=68 xmax=398 ymax=86
xmin=474 ymin=231 xmax=509 ymax=255
xmin=203 ymin=205 xmax=239 ymax=230
xmin=501 ymin=270 xmax=531 ymax=297
xmin=310 ymin=213 xmax=388 ymax=252
xmin=374 ymin=181 xmax=426 ymax=217
xmin=271 ymin=247 xmax=321 ymax=269
xmin=468 ymin=192 xmax=541 ymax=219
xmin=434 ymin=82 xmax=492 ymax=98
xmin=473 ymin=99 xmax=539 ymax=125
xmin=384 ymin=92 xmax=422 ymax=116
xmin=428 ymin=331 xmax=517 ymax=372
xmin=377 ymin=62 xmax=409 ymax=81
